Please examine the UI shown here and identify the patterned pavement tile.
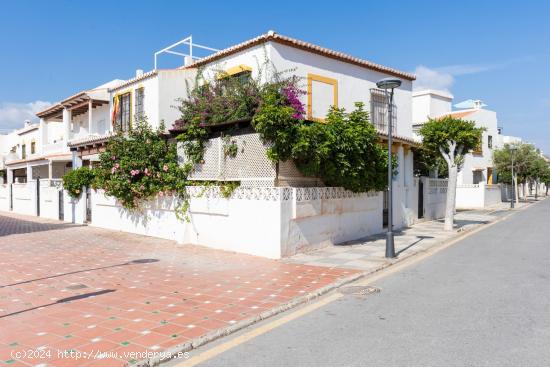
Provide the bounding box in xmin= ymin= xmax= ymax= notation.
xmin=0 ymin=211 xmax=358 ymax=366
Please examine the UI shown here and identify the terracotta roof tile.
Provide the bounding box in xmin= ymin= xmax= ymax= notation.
xmin=439 ymin=110 xmax=477 ymax=119
xmin=184 ymin=31 xmax=415 ymax=81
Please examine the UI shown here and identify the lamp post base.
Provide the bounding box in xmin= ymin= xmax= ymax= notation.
xmin=385 ymin=231 xmax=395 ymax=258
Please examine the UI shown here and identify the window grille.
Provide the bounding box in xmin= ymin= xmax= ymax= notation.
xmin=370 ymin=88 xmax=396 ymax=133
xmin=135 ymin=88 xmax=144 ymax=120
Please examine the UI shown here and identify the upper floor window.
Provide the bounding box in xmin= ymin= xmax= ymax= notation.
xmin=114 ymin=92 xmax=131 ymax=132
xmin=370 ymin=88 xmax=396 ymax=133
xmin=21 ymin=144 xmax=26 ymax=159
xmin=135 ymin=88 xmax=145 ymax=120
xmin=219 ymin=65 xmax=252 ymax=86
xmin=307 ymin=73 xmax=338 ymax=122
xmin=31 ymin=141 xmax=36 ymax=154
xmin=488 ymin=135 xmax=493 ymax=149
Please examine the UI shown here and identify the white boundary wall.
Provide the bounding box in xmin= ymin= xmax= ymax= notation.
xmin=89 ymin=187 xmax=384 ymax=259
xmin=11 ymin=183 xmax=37 ymax=216
xmin=456 ymin=182 xmax=502 ymax=209
xmin=62 ymin=189 xmax=86 ymax=224
xmin=38 ymin=181 xmax=61 ymax=220
xmin=421 ymin=177 xmax=447 ymax=220
xmin=0 ymin=184 xmax=9 ymax=212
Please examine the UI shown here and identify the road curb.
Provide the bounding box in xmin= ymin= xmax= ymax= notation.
xmin=131 ymin=198 xmax=542 ymax=367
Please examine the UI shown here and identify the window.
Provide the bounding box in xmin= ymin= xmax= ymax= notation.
xmin=307 ymin=73 xmax=338 ymax=122
xmin=473 ymin=137 xmax=483 ymax=155
xmin=219 ymin=65 xmax=252 ymax=85
xmin=488 ymin=135 xmax=493 ymax=149
xmin=135 ymin=88 xmax=145 ymax=120
xmin=114 ymin=92 xmax=131 ymax=132
xmin=31 ymin=141 xmax=36 ymax=154
xmin=21 ymin=144 xmax=26 ymax=159
xmin=370 ymin=88 xmax=396 ymax=133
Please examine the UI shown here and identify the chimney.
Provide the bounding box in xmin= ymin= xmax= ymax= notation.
xmin=473 ymin=100 xmax=483 ymax=109
xmin=136 ymin=69 xmax=144 ymax=77
xmin=184 ymin=56 xmax=194 ymax=67
xmin=24 ymin=119 xmax=31 ymax=127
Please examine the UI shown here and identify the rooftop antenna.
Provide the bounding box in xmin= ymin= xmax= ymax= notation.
xmin=154 ymin=35 xmax=219 ymax=70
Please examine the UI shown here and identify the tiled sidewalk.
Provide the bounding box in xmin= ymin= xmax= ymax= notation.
xmin=0 ymin=212 xmax=358 ymax=367
xmin=285 ymin=202 xmax=530 ymax=271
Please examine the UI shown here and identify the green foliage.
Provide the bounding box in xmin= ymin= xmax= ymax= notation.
xmin=252 ymin=83 xmax=300 ymax=161
xmin=222 ymin=134 xmax=239 ymax=158
xmin=176 ymin=121 xmax=209 ymax=164
xmin=413 ymin=147 xmax=448 ymax=178
xmin=493 ymin=143 xmax=547 ymax=184
xmin=255 ymin=101 xmax=392 ymax=192
xmin=94 ymin=119 xmax=190 ymax=209
xmin=419 ymin=116 xmax=483 ymax=157
xmin=419 ymin=116 xmax=485 ymax=166
xmin=62 ymin=167 xmax=96 ymax=198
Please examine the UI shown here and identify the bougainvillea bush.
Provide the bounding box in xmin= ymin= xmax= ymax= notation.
xmin=176 ymin=67 xmax=391 ymax=193
xmin=94 ymin=120 xmax=190 ymax=209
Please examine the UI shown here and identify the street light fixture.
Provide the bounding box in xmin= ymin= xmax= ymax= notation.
xmin=510 ymin=146 xmax=517 ymax=209
xmin=376 ymin=77 xmax=402 ymax=258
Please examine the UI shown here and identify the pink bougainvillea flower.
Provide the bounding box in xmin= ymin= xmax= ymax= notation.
xmin=114 ymin=163 xmax=120 ymax=169
xmin=111 ymin=155 xmax=116 ymax=160
xmin=111 ymin=167 xmax=116 ymax=174
xmin=163 ymin=164 xmax=169 ymax=172
xmin=159 ymin=191 xmax=164 ymax=197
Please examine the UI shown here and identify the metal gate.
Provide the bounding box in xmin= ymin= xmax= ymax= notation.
xmin=418 ymin=179 xmax=424 ymax=219
xmin=85 ymin=187 xmax=92 ymax=223
xmin=382 ymin=190 xmax=388 ymax=228
xmin=58 ymin=190 xmax=64 ymax=220
xmin=36 ymin=178 xmax=40 ymax=216
xmin=9 ymin=183 xmax=13 ymax=211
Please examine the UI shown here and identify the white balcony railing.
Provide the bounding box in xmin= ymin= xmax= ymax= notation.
xmin=42 ymin=141 xmax=67 ymax=155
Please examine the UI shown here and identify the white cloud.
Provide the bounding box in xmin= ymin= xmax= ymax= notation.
xmin=0 ymin=101 xmax=52 ymax=133
xmin=414 ymin=56 xmax=534 ymax=93
xmin=413 ymin=65 xmax=455 ymax=92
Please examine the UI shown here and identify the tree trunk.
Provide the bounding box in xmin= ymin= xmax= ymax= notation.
xmin=445 ymin=164 xmax=458 ymax=231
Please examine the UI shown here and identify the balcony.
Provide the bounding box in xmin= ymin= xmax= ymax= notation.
xmin=42 ymin=141 xmax=67 ymax=155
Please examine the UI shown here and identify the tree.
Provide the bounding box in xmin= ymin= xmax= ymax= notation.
xmin=419 ymin=116 xmax=484 ymax=231
xmin=494 ymin=143 xmax=542 ymax=201
xmin=540 ymin=164 xmax=550 ymax=196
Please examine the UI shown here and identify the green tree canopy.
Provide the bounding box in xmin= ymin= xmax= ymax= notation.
xmin=419 ymin=116 xmax=484 ymax=162
xmin=493 ymin=143 xmax=542 ymax=184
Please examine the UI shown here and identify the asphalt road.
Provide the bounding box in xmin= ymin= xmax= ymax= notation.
xmin=188 ymin=199 xmax=550 ymax=367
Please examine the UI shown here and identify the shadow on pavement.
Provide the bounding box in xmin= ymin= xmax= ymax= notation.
xmin=0 ymin=259 xmax=159 ymax=288
xmin=0 ymin=214 xmax=81 ymax=237
xmin=0 ymin=289 xmax=116 ymax=319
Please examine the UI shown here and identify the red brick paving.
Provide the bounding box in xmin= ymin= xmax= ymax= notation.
xmin=0 ymin=212 xmax=357 ymax=366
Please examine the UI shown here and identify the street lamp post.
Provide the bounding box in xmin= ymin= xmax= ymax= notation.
xmin=510 ymin=146 xmax=516 ymax=209
xmin=376 ymin=77 xmax=402 ymax=259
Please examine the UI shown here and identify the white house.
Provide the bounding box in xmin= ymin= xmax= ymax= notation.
xmin=0 ymin=120 xmax=42 ymax=183
xmin=412 ymin=91 xmax=503 ymax=208
xmin=413 ymin=92 xmax=500 ymax=185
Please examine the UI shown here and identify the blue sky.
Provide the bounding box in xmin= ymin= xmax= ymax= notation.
xmin=0 ymin=0 xmax=548 ymax=152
